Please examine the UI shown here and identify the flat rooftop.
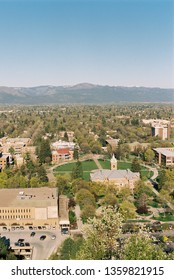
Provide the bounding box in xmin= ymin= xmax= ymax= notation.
xmin=0 ymin=187 xmax=57 ymax=208
xmin=153 ymin=148 xmax=174 ymax=157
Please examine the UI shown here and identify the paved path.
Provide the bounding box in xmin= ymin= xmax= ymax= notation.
xmin=92 ymin=155 xmax=103 ymax=169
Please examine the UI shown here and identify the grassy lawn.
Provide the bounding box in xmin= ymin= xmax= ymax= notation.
xmin=53 ymin=160 xmax=97 ymax=181
xmin=98 ymin=159 xmax=153 ymax=179
xmin=53 ymin=159 xmax=97 ymax=172
xmin=154 ymin=213 xmax=174 ymax=222
xmin=148 ymin=200 xmax=160 ymax=208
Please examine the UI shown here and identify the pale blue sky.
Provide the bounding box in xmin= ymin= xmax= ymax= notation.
xmin=0 ymin=0 xmax=173 ymax=88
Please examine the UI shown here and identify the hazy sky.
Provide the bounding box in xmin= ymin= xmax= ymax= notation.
xmin=0 ymin=0 xmax=173 ymax=88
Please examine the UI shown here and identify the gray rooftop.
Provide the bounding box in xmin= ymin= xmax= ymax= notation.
xmin=153 ymin=148 xmax=174 ymax=157
xmin=90 ymin=169 xmax=139 ymax=181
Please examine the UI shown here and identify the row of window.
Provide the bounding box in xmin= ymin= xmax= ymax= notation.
xmin=0 ymin=215 xmax=31 ymax=219
xmin=0 ymin=209 xmax=31 ymax=214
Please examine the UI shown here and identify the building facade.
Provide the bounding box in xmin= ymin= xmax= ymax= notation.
xmin=0 ymin=187 xmax=58 ymax=228
xmin=153 ymin=147 xmax=174 ymax=167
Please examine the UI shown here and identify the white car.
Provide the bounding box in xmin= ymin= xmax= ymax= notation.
xmin=51 ymin=235 xmax=56 ymax=240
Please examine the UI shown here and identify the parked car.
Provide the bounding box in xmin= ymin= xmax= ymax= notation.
xmin=25 ymin=242 xmax=30 ymax=247
xmin=30 ymin=231 xmax=35 ymax=237
xmin=61 ymin=228 xmax=69 ymax=234
xmin=18 ymin=239 xmax=24 ymax=243
xmin=40 ymin=235 xmax=46 ymax=241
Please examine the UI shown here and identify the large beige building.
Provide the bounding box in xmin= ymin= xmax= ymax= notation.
xmin=0 ymin=187 xmax=58 ymax=228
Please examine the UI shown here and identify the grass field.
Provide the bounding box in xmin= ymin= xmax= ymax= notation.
xmin=53 ymin=159 xmax=97 ymax=181
xmin=53 ymin=159 xmax=153 ymax=181
xmin=154 ymin=213 xmax=174 ymax=222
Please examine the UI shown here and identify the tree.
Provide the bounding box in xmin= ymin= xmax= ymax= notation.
xmin=30 ymin=177 xmax=40 ymax=188
xmin=77 ymin=206 xmax=123 ymax=260
xmin=36 ymin=138 xmax=51 ymax=164
xmin=134 ymin=180 xmax=153 ymax=199
xmin=0 ymin=172 xmax=8 ymax=188
xmin=56 ymin=174 xmax=72 ymax=196
xmin=81 ymin=204 xmax=96 ymax=222
xmin=136 ymin=193 xmax=149 ymax=214
xmin=69 ymin=210 xmax=77 ymax=225
xmin=119 ymin=200 xmax=137 ymax=220
xmin=100 ymin=193 xmax=118 ymax=207
xmin=144 ymin=148 xmax=155 ymax=163
xmin=8 ymin=146 xmax=15 ymax=156
xmin=37 ymin=165 xmax=48 ymax=182
xmin=63 ymin=131 xmax=69 ymax=141
xmin=73 ymin=146 xmax=79 ymax=160
xmin=121 ymin=231 xmax=174 ymax=260
xmin=71 ymin=161 xmax=83 ymax=180
xmin=53 ymin=237 xmax=83 ymax=260
xmin=131 ymin=157 xmax=141 ymax=173
xmin=76 ymin=189 xmax=96 ymax=209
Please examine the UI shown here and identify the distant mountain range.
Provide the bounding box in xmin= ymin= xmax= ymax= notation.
xmin=0 ymin=83 xmax=173 ymax=104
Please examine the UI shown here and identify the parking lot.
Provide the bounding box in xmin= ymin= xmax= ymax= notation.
xmin=0 ymin=227 xmax=68 ymax=260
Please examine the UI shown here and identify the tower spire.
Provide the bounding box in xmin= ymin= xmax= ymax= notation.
xmin=110 ymin=154 xmax=117 ymax=170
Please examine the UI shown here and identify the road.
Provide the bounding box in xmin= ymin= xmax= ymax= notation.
xmin=0 ymin=229 xmax=67 ymax=260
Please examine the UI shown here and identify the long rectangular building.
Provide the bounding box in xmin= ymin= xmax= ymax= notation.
xmin=0 ymin=187 xmax=58 ymax=228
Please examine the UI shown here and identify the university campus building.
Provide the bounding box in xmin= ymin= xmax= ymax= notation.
xmin=0 ymin=187 xmax=58 ymax=228
xmin=90 ymin=155 xmax=140 ymax=190
xmin=153 ymin=147 xmax=174 ymax=167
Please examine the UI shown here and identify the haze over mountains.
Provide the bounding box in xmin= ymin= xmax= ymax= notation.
xmin=0 ymin=83 xmax=173 ymax=105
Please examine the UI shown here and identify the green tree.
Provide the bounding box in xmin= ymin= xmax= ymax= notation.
xmin=119 ymin=200 xmax=137 ymax=220
xmin=36 ymin=138 xmax=51 ymax=164
xmin=144 ymin=148 xmax=155 ymax=163
xmin=136 ymin=193 xmax=149 ymax=214
xmin=73 ymin=147 xmax=79 ymax=160
xmin=56 ymin=174 xmax=72 ymax=196
xmin=81 ymin=204 xmax=96 ymax=222
xmin=71 ymin=161 xmax=83 ymax=180
xmin=37 ymin=165 xmax=48 ymax=182
xmin=0 ymin=172 xmax=8 ymax=188
xmin=131 ymin=157 xmax=141 ymax=173
xmin=8 ymin=146 xmax=15 ymax=156
xmin=69 ymin=210 xmax=77 ymax=225
xmin=77 ymin=206 xmax=123 ymax=260
xmin=76 ymin=189 xmax=96 ymax=209
xmin=63 ymin=131 xmax=69 ymax=141
xmin=53 ymin=237 xmax=83 ymax=260
xmin=121 ymin=231 xmax=174 ymax=260
xmin=30 ymin=177 xmax=40 ymax=188
xmin=100 ymin=193 xmax=118 ymax=207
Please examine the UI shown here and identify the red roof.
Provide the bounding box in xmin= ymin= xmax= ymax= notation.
xmin=57 ymin=148 xmax=70 ymax=155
